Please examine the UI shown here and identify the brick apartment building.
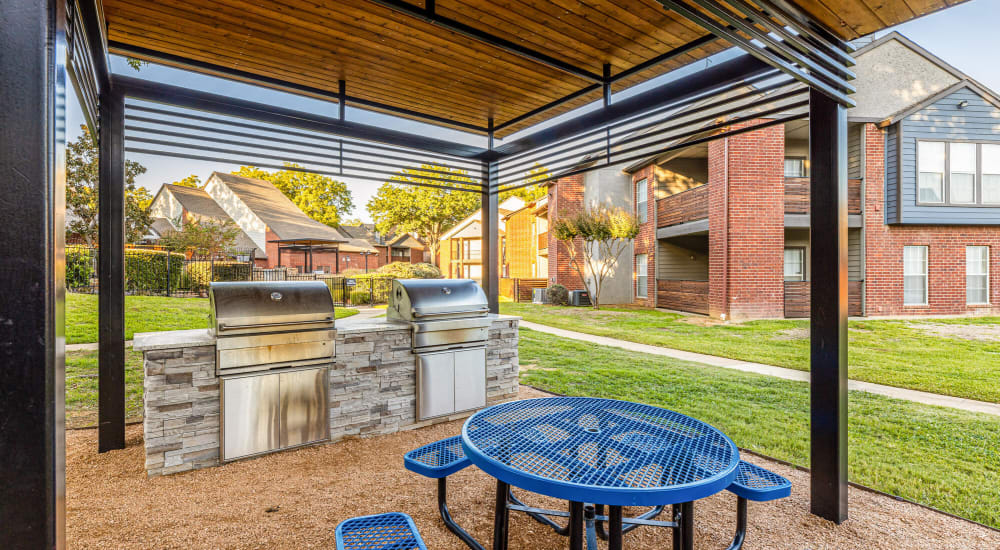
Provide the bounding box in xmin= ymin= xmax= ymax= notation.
xmin=151 ymin=171 xmax=424 ymax=273
xmin=536 ymin=33 xmax=1000 ymax=318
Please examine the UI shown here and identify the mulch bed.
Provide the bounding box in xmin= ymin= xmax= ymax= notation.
xmin=67 ymin=387 xmax=999 ymax=549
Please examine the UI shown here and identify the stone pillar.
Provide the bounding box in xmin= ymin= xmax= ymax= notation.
xmin=708 ymin=121 xmax=786 ymax=319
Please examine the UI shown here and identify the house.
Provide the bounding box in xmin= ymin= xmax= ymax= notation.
xmin=540 ymin=32 xmax=1000 ymax=318
xmin=437 ymin=197 xmax=524 ymax=281
xmin=336 ymin=223 xmax=425 ymax=269
xmin=147 ymin=183 xmax=262 ymax=255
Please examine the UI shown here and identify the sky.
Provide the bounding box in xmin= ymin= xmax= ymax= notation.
xmin=65 ymin=0 xmax=1000 ymax=224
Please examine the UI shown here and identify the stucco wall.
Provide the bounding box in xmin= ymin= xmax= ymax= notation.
xmin=848 ymin=38 xmax=959 ymax=121
xmin=582 ymin=166 xmax=633 ymax=304
xmin=149 ymin=190 xmax=183 ymax=227
xmin=204 ymin=176 xmax=268 ymax=254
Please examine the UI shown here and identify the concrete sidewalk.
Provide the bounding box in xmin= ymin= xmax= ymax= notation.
xmin=520 ymin=321 xmax=1000 ymax=417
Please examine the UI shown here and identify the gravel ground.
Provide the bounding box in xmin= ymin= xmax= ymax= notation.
xmin=67 ymin=387 xmax=999 ymax=549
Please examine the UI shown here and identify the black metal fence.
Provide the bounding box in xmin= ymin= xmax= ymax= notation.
xmin=66 ymin=246 xmax=395 ymax=306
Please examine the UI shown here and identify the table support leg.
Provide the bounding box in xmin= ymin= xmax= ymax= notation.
xmin=493 ymin=480 xmax=510 ymax=550
xmin=672 ymin=504 xmax=681 ymax=550
xmin=608 ymin=506 xmax=623 ymax=550
xmin=569 ymin=501 xmax=584 ymax=550
xmin=679 ymin=502 xmax=694 ymax=550
xmin=439 ymin=477 xmax=486 ymax=550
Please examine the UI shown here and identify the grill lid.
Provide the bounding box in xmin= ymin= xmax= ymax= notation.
xmin=210 ymin=281 xmax=335 ymax=335
xmin=387 ymin=279 xmax=488 ymax=322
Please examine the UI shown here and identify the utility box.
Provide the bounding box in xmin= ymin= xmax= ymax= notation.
xmin=532 ymin=288 xmax=550 ymax=304
xmin=569 ymin=290 xmax=591 ymax=307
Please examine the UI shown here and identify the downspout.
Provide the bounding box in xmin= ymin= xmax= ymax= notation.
xmin=722 ymin=136 xmax=730 ymax=321
xmin=859 ymin=124 xmax=867 ymax=317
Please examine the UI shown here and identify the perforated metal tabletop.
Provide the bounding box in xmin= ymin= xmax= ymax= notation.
xmin=462 ymin=397 xmax=740 ymax=507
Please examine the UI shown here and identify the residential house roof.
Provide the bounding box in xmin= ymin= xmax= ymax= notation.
xmin=209 ymin=172 xmax=348 ymax=245
xmin=440 ymin=197 xmax=524 ymax=241
xmin=151 ymin=184 xmax=261 ymax=252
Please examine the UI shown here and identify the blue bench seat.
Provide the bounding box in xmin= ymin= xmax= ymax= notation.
xmin=335 ymin=512 xmax=427 ymax=550
xmin=404 ymin=435 xmax=471 ymax=479
xmin=727 ymin=460 xmax=792 ymax=502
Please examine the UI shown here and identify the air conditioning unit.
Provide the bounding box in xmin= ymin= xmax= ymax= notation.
xmin=569 ymin=290 xmax=591 ymax=307
xmin=532 ymin=288 xmax=550 ymax=304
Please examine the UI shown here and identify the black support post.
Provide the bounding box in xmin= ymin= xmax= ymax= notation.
xmin=0 ymin=0 xmax=67 ymax=546
xmin=482 ymin=118 xmax=499 ymax=313
xmin=808 ymin=87 xmax=849 ymax=523
xmin=98 ymin=87 xmax=126 ymax=453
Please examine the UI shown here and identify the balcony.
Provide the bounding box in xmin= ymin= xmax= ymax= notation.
xmin=537 ymin=231 xmax=548 ymax=251
xmin=784 ymin=280 xmax=864 ymax=317
xmin=656 ymin=279 xmax=709 ymax=315
xmin=785 ymin=177 xmax=863 ymax=215
xmin=656 ymin=185 xmax=709 ymax=229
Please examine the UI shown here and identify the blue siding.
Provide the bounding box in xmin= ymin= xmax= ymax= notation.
xmin=885 ymin=124 xmax=898 ymax=223
xmin=895 ymin=86 xmax=1000 ymax=224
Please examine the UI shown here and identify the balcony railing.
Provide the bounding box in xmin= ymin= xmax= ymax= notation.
xmin=784 ymin=280 xmax=863 ymax=317
xmin=537 ymin=231 xmax=548 ymax=250
xmin=785 ymin=177 xmax=863 ymax=215
xmin=656 ymin=279 xmax=709 ymax=315
xmin=656 ymin=185 xmax=709 ymax=228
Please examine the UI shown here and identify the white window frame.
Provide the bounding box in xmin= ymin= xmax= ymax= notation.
xmin=903 ymin=246 xmax=928 ymax=306
xmin=916 ymin=140 xmax=1000 ymax=206
xmin=784 ymin=157 xmax=807 ymax=178
xmin=967 ymin=246 xmax=990 ymax=305
xmin=635 ymin=178 xmax=648 ymax=224
xmin=636 ymin=254 xmax=648 ymax=299
xmin=917 ymin=141 xmax=946 ymax=204
xmin=783 ymin=247 xmax=806 ymax=282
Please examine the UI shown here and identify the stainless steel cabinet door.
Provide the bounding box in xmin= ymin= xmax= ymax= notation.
xmin=279 ymin=367 xmax=329 ymax=448
xmin=222 ymin=373 xmax=280 ymax=461
xmin=454 ymin=347 xmax=486 ymax=413
xmin=417 ymin=351 xmax=455 ymax=420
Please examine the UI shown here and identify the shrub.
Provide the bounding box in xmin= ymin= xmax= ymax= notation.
xmin=349 ymin=289 xmax=372 ymax=305
xmin=124 ymin=249 xmax=185 ymax=292
xmin=376 ymin=261 xmax=441 ymax=279
xmin=65 ymin=246 xmax=94 ymax=289
xmin=547 ymin=284 xmax=569 ymax=306
xmin=185 ymin=261 xmax=250 ymax=290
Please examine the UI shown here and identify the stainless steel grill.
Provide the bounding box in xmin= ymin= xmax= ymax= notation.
xmin=209 ymin=281 xmax=334 ymax=462
xmin=388 ymin=279 xmax=491 ymax=420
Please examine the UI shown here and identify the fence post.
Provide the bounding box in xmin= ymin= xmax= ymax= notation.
xmin=211 ymin=256 xmax=215 ymax=285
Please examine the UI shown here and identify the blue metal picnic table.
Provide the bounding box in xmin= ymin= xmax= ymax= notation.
xmin=461 ymin=396 xmax=740 ymax=550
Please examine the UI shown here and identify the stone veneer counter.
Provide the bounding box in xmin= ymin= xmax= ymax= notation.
xmin=134 ymin=315 xmax=520 ymax=477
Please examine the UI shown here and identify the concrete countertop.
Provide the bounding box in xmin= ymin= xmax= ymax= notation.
xmin=133 ymin=314 xmax=521 ymax=352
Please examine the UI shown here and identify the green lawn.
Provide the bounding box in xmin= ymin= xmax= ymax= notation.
xmin=66 ymin=293 xmax=359 ymax=344
xmin=502 ymin=303 xmax=1000 ymax=403
xmin=518 ymin=328 xmax=1000 ymax=528
xmin=65 ymin=348 xmax=145 ymax=429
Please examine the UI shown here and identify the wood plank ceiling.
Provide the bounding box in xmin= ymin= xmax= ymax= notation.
xmin=101 ymin=0 xmax=966 ymax=137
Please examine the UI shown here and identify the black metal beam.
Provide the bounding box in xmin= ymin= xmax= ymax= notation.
xmin=113 ymin=75 xmax=488 ymax=159
xmin=108 ymin=42 xmax=489 ymax=134
xmin=365 ymin=0 xmax=603 ymax=83
xmin=98 ymin=87 xmax=126 ymax=453
xmin=609 ymin=34 xmax=719 ymax=84
xmin=482 ymin=161 xmax=500 ymax=313
xmin=808 ymin=87 xmax=849 ymax=523
xmin=488 ymin=53 xmax=774 ymax=159
xmin=78 ymin=0 xmax=111 ymax=93
xmin=0 ymin=0 xmax=66 ymax=546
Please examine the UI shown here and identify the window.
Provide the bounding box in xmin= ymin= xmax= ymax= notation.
xmin=784 ymin=157 xmax=807 ymax=178
xmin=635 ymin=254 xmax=648 ymax=298
xmin=983 ymin=144 xmax=1000 ymax=204
xmin=903 ymin=246 xmax=928 ymax=306
xmin=917 ymin=140 xmax=1000 ymax=205
xmin=950 ymin=142 xmax=976 ymax=203
xmin=784 ymin=248 xmax=805 ymax=281
xmin=918 ymin=141 xmax=945 ymax=203
xmin=635 ymin=178 xmax=648 ymax=223
xmin=967 ymin=246 xmax=990 ymax=305
xmin=464 ymin=239 xmax=482 ymax=260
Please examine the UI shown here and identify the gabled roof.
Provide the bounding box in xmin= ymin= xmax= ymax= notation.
xmin=440 ymin=197 xmax=523 ymax=241
xmin=148 ymin=217 xmax=175 ymax=238
xmin=208 ymin=172 xmax=347 ymax=244
xmin=878 ymin=79 xmax=1000 ymax=128
xmin=158 ymin=184 xmax=232 ymax=223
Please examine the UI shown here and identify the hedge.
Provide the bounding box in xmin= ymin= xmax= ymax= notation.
xmin=185 ymin=261 xmax=251 ymax=290
xmin=66 ymin=245 xmax=94 ymax=289
xmin=124 ymin=249 xmax=185 ymax=292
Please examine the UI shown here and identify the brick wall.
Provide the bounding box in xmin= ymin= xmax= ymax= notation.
xmin=547 ymin=176 xmax=585 ymax=291
xmin=708 ymin=121 xmax=785 ymax=319
xmin=631 ymin=166 xmax=657 ymax=306
xmin=863 ymin=123 xmax=1000 ymax=315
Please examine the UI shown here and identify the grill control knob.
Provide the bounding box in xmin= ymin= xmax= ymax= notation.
xmin=441 ymin=287 xmax=451 ymax=295
xmin=270 ymin=292 xmax=283 ymax=301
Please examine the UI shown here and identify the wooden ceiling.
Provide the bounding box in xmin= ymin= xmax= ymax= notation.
xmin=101 ymin=0 xmax=966 ymax=137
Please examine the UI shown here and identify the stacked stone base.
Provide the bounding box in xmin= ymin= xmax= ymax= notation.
xmin=136 ymin=317 xmax=520 ymax=477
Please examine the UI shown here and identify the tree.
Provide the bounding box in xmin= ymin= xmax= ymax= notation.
xmin=158 ymin=218 xmax=242 ymax=257
xmin=367 ymin=164 xmax=480 ymax=260
xmin=500 ymin=163 xmax=550 ymax=203
xmin=551 ymin=207 xmax=640 ymax=310
xmin=65 ymin=125 xmax=150 ymax=245
xmin=170 ymin=174 xmax=201 ymax=188
xmin=232 ymin=164 xmax=353 ymax=228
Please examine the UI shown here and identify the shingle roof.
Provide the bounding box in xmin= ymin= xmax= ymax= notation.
xmin=209 ymin=172 xmax=347 ymax=244
xmin=161 ymin=185 xmax=262 ymax=254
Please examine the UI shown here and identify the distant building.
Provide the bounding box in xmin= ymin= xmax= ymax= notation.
xmin=147 ymin=183 xmax=261 ymax=255
xmin=437 ymin=197 xmax=524 ymax=282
